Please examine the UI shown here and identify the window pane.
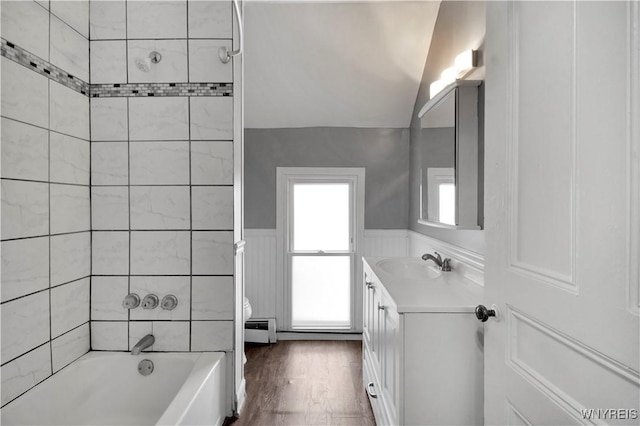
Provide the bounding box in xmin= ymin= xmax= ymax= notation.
xmin=293 ymin=183 xmax=350 ymax=251
xmin=439 ymin=183 xmax=456 ymax=225
xmin=291 ymin=256 xmax=351 ymax=329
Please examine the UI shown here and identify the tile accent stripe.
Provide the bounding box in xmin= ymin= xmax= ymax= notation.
xmin=1 ymin=38 xmax=89 ymax=96
xmin=1 ymin=38 xmax=234 ymax=99
xmin=90 ymin=82 xmax=233 ymax=98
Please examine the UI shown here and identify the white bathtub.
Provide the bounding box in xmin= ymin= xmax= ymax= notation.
xmin=1 ymin=351 xmax=228 ymax=426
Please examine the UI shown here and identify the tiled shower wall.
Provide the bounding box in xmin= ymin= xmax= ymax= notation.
xmin=1 ymin=0 xmax=91 ymax=406
xmin=89 ymin=0 xmax=236 ymax=352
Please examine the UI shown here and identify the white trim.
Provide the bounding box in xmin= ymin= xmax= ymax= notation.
xmin=276 ymin=167 xmax=366 ymax=332
xmin=277 ymin=332 xmax=362 ymax=341
xmin=234 ymin=378 xmax=247 ymax=416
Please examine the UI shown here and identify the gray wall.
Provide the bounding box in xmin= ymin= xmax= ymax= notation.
xmin=409 ymin=0 xmax=486 ymax=254
xmin=245 ymin=127 xmax=410 ymax=229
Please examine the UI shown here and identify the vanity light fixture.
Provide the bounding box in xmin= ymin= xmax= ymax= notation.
xmin=429 ymin=49 xmax=478 ymax=99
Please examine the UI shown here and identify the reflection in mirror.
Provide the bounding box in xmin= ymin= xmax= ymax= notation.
xmin=421 ymin=90 xmax=456 ymax=225
xmin=418 ymin=80 xmax=482 ymax=229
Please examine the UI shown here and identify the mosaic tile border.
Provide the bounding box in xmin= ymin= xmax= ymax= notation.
xmin=90 ymin=82 xmax=233 ymax=98
xmin=1 ymin=38 xmax=90 ymax=96
xmin=1 ymin=38 xmax=234 ymax=99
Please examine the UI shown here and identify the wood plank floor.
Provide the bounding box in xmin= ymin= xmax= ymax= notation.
xmin=226 ymin=340 xmax=376 ymax=426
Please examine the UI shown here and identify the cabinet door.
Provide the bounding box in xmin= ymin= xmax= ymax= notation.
xmin=380 ymin=294 xmax=400 ymax=423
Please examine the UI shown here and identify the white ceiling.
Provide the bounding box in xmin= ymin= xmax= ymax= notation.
xmin=244 ymin=1 xmax=441 ymax=129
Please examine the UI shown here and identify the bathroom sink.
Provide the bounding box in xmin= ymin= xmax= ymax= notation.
xmin=376 ymin=258 xmax=441 ymax=280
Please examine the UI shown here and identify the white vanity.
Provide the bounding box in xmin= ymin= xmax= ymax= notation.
xmin=362 ymin=257 xmax=484 ymax=425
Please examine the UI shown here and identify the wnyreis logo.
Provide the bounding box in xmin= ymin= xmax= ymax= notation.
xmin=581 ymin=409 xmax=638 ymax=420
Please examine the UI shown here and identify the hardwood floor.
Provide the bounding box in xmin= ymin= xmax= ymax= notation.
xmin=227 ymin=340 xmax=376 ymax=426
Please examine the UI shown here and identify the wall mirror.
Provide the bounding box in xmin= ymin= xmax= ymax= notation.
xmin=418 ymin=80 xmax=482 ymax=229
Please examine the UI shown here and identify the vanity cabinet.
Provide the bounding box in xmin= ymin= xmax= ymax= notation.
xmin=362 ymin=258 xmax=483 ymax=426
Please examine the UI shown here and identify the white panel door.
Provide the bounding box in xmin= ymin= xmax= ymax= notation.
xmin=484 ymin=2 xmax=639 ymax=424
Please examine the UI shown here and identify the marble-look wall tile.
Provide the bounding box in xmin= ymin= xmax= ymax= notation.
xmin=91 ymin=142 xmax=129 ymax=185
xmin=0 ymin=292 xmax=50 ymax=364
xmin=187 ymin=0 xmax=232 ymax=39
xmin=50 ymin=81 xmax=90 ymax=140
xmin=192 ymin=231 xmax=234 ymax=275
xmin=129 ymin=142 xmax=190 ymax=185
xmin=51 ymin=323 xmax=90 ymax=373
xmin=130 ymin=231 xmax=190 ymax=275
xmin=0 ymin=344 xmax=51 ymax=407
xmin=1 ymin=0 xmax=50 ymax=60
xmin=50 ymin=232 xmax=91 ymax=286
xmin=129 ymin=276 xmax=191 ymax=320
xmin=92 ymin=231 xmax=129 ymax=275
xmin=90 ymin=98 xmax=128 ymax=141
xmin=1 ymin=237 xmax=49 ymax=303
xmin=129 ymin=321 xmax=190 ymax=352
xmin=91 ymin=186 xmax=129 ymax=230
xmin=149 ymin=322 xmax=190 ymax=352
xmin=192 ymin=186 xmax=233 ymax=230
xmin=127 ymin=1 xmax=187 ymax=39
xmin=50 ymin=0 xmax=89 ymax=39
xmin=0 ymin=57 xmax=49 ymax=129
xmin=0 ymin=118 xmax=49 ymax=182
xmin=192 ymin=276 xmax=233 ymax=320
xmin=129 ymin=97 xmax=189 ymax=141
xmin=51 ymin=278 xmax=90 ymax=338
xmin=50 ymin=184 xmax=90 ymax=234
xmin=90 ymin=41 xmax=127 ymax=84
xmin=190 ymin=97 xmax=233 ymax=140
xmin=191 ymin=142 xmax=233 ymax=185
xmin=191 ymin=321 xmax=233 ymax=351
xmin=91 ymin=321 xmax=128 ymax=351
xmin=50 ymin=14 xmax=89 ymax=82
xmin=130 ymin=186 xmax=190 ymax=230
xmin=188 ymin=40 xmax=232 ymax=83
xmin=1 ymin=180 xmax=49 ymax=240
xmin=128 ymin=40 xmax=188 ymax=84
xmin=89 ymin=0 xmax=126 ymax=40
xmin=91 ymin=276 xmax=129 ymax=321
xmin=50 ymin=133 xmax=90 ymax=185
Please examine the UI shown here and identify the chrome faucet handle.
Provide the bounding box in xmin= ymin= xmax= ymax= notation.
xmin=161 ymin=295 xmax=178 ymax=311
xmin=141 ymin=294 xmax=159 ymax=309
xmin=441 ymin=258 xmax=452 ymax=272
xmin=123 ymin=293 xmax=140 ymax=309
xmin=434 ymin=251 xmax=443 ymax=262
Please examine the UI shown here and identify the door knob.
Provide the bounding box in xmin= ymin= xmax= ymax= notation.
xmin=475 ymin=304 xmax=496 ymax=322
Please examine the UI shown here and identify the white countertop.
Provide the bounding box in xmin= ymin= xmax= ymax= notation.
xmin=364 ymin=257 xmax=484 ymax=313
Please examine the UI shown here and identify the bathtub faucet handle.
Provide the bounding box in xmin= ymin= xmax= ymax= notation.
xmin=123 ymin=293 xmax=141 ymax=309
xmin=141 ymin=294 xmax=159 ymax=309
xmin=161 ymin=295 xmax=178 ymax=311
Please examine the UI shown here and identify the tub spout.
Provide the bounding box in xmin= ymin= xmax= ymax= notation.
xmin=131 ymin=334 xmax=155 ymax=355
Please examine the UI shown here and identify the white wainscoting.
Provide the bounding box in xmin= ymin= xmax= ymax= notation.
xmin=244 ymin=229 xmax=485 ymax=320
xmin=244 ymin=229 xmax=277 ymax=319
xmin=362 ymin=229 xmax=409 ymax=257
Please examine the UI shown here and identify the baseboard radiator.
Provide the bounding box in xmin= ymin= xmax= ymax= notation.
xmin=245 ymin=319 xmax=277 ymax=344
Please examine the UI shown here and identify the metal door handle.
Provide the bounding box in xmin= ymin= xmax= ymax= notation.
xmin=377 ymin=303 xmax=386 ymax=311
xmin=366 ymin=382 xmax=378 ymax=398
xmin=366 ymin=281 xmax=374 ymax=290
xmin=475 ymin=304 xmax=496 ymax=322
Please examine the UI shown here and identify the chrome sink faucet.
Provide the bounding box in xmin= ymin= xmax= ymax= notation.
xmin=421 ymin=251 xmax=452 ymax=272
xmin=131 ymin=334 xmax=155 ymax=355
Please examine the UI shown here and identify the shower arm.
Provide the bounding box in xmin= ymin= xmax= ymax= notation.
xmin=218 ymin=0 xmax=244 ymax=64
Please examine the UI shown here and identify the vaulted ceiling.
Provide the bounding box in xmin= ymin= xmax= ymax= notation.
xmin=244 ymin=1 xmax=441 ymax=129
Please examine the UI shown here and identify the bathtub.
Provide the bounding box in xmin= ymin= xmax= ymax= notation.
xmin=1 ymin=351 xmax=228 ymax=426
